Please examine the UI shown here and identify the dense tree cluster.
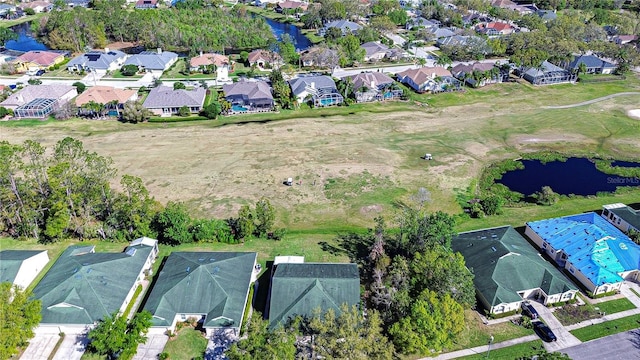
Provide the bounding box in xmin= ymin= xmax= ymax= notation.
xmin=334 ymin=209 xmax=474 ymax=354
xmin=36 ymin=0 xmax=274 ymax=53
xmin=227 ymin=306 xmax=393 ymax=360
xmin=0 ymin=283 xmax=42 ymax=360
xmin=87 ymin=311 xmax=152 ymax=360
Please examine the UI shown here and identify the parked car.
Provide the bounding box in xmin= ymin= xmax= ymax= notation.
xmin=35 ymin=69 xmax=46 ymax=76
xmin=533 ymin=321 xmax=557 ymax=342
xmin=521 ymin=301 xmax=539 ymax=319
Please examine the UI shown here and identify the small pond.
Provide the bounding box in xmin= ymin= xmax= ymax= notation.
xmin=263 ymin=17 xmax=312 ymax=51
xmin=6 ymin=23 xmax=48 ymax=52
xmin=497 ymin=158 xmax=640 ymax=196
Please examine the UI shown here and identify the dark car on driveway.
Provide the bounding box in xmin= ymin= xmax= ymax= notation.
xmin=35 ymin=69 xmax=46 ymax=76
xmin=521 ymin=302 xmax=539 ymax=319
xmin=533 ymin=321 xmax=557 ymax=342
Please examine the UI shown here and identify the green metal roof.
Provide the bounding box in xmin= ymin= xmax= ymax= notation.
xmin=142 ymin=252 xmax=257 ymax=329
xmin=268 ymin=263 xmax=360 ymax=328
xmin=452 ymin=226 xmax=577 ymax=307
xmin=32 ymin=244 xmax=153 ymax=325
xmin=610 ymin=205 xmax=640 ymax=231
xmin=0 ymin=250 xmax=47 ymax=285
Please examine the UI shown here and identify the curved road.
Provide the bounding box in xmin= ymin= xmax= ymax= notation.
xmin=542 ymin=91 xmax=640 ymax=109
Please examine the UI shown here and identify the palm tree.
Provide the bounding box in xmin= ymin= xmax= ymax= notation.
xmin=436 ymin=54 xmax=452 ymax=68
xmin=417 ymin=57 xmax=427 ymax=67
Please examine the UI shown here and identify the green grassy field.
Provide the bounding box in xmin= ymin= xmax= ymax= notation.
xmin=162 ymin=328 xmax=208 ymax=360
xmin=454 ymin=340 xmax=545 ymax=360
xmin=596 ymin=298 xmax=637 ymax=315
xmin=570 ymin=314 xmax=640 ymax=341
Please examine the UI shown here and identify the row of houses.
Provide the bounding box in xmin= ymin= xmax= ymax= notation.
xmin=0 ymin=240 xmax=360 ymax=338
xmin=453 ymin=203 xmax=640 ymax=316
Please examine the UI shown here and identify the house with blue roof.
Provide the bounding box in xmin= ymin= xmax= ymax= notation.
xmin=567 ymin=54 xmax=616 ymax=75
xmin=124 ymin=49 xmax=178 ymax=73
xmin=525 ymin=213 xmax=640 ymax=296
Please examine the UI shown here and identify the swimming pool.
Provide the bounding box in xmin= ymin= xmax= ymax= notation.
xmin=232 ymin=105 xmax=248 ymax=112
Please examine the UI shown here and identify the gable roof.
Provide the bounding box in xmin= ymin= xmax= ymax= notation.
xmin=451 ymin=62 xmax=495 ymax=77
xmin=247 ymin=50 xmax=283 ymax=65
xmin=324 ymin=20 xmax=362 ymax=33
xmin=0 ymin=250 xmax=48 ymax=285
xmin=124 ymin=51 xmax=178 ymax=70
xmin=288 ymin=75 xmax=337 ymax=96
xmin=1 ymin=84 xmax=76 ymax=108
xmin=277 ymin=0 xmax=307 ymax=9
xmin=604 ymin=204 xmax=640 ymax=231
xmin=222 ymin=80 xmax=273 ymax=101
xmin=268 ymin=263 xmax=359 ymax=328
xmin=190 ymin=53 xmax=230 ymax=68
xmin=346 ymin=72 xmax=395 ymax=90
xmin=67 ymin=50 xmax=127 ymax=70
xmin=32 ymin=242 xmax=154 ymax=325
xmin=568 ymin=54 xmax=616 ymax=70
xmin=142 ymin=252 xmax=257 ymax=329
xmin=143 ymin=86 xmax=206 ymax=109
xmin=75 ymin=86 xmax=137 ymax=106
xmin=397 ymin=66 xmax=452 ymax=84
xmin=14 ymin=51 xmax=63 ymax=67
xmin=523 ymin=60 xmax=568 ymax=78
xmin=452 ymin=226 xmax=577 ymax=307
xmin=527 ymin=213 xmax=640 ymax=287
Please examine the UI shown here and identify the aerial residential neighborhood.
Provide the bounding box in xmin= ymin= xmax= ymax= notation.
xmin=0 ymin=0 xmax=640 ymax=359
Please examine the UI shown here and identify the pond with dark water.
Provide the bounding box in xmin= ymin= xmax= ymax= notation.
xmin=497 ymin=158 xmax=640 ymax=196
xmin=6 ymin=23 xmax=48 ymax=52
xmin=262 ymin=17 xmax=312 ymax=51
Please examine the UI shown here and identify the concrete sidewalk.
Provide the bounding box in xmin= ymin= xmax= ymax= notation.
xmin=424 ymin=335 xmax=540 ymax=360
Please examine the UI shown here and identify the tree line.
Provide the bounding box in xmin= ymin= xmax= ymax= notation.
xmin=0 ymin=138 xmax=279 ymax=244
xmin=35 ymin=0 xmax=274 ymax=53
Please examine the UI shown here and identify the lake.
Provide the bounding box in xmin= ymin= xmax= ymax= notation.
xmin=263 ymin=17 xmax=312 ymax=51
xmin=497 ymin=158 xmax=640 ymax=196
xmin=6 ymin=22 xmax=48 ymax=52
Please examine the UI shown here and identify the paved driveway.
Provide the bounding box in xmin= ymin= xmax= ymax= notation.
xmin=528 ymin=301 xmax=582 ymax=351
xmin=562 ymin=329 xmax=640 ymax=360
xmin=51 ymin=333 xmax=88 ymax=360
xmin=132 ymin=334 xmax=169 ymax=360
xmin=21 ymin=334 xmax=60 ymax=360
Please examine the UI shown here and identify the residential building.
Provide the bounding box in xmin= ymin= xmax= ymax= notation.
xmin=525 ymin=213 xmax=640 ymax=296
xmin=344 ymin=72 xmax=401 ymax=102
xmin=74 ymin=86 xmax=138 ymax=115
xmin=65 ymin=0 xmax=90 ymax=7
xmin=426 ymin=27 xmax=456 ymax=40
xmin=520 ymin=60 xmax=576 ymax=85
xmin=66 ymin=49 xmax=128 ymax=73
xmin=567 ymin=54 xmax=616 ymax=74
xmin=12 ymin=50 xmax=65 ymax=73
xmin=247 ymin=49 xmax=283 ymax=69
xmin=396 ymin=66 xmax=461 ymax=93
xmin=452 ymin=226 xmax=577 ymax=315
xmin=319 ymin=20 xmax=362 ymax=37
xmin=537 ymin=9 xmax=557 ymax=22
xmin=124 ymin=49 xmax=178 ymax=72
xmin=189 ymin=53 xmax=232 ymax=81
xmin=300 ymin=46 xmax=339 ymax=68
xmin=361 ymin=41 xmax=389 ymax=62
xmin=476 ymin=22 xmax=514 ymax=36
xmin=0 ymin=4 xmax=17 ymax=17
xmin=451 ymin=62 xmax=502 ymax=87
xmin=406 ymin=17 xmax=438 ymax=30
xmin=436 ymin=35 xmax=489 ymax=53
xmin=143 ymin=86 xmax=206 ymax=116
xmin=135 ymin=0 xmax=158 ymax=8
xmin=32 ymin=238 xmax=158 ymax=333
xmin=0 ymin=250 xmax=49 ymax=290
xmin=267 ymin=261 xmax=360 ymax=328
xmin=289 ymin=75 xmax=344 ymax=107
xmin=275 ymin=0 xmax=307 ymax=13
xmin=613 ymin=35 xmax=638 ymax=45
xmin=602 ymin=203 xmax=640 ymax=234
xmin=490 ymin=0 xmax=534 ymax=14
xmin=0 ymin=84 xmax=77 ymax=118
xmin=142 ymin=252 xmax=257 ymax=336
xmin=19 ymin=1 xmax=53 ymax=13
xmin=222 ymin=80 xmax=274 ymax=113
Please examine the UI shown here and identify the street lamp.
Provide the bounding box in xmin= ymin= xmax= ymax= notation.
xmin=485 ymin=335 xmax=494 ymax=359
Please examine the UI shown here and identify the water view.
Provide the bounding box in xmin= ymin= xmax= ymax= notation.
xmin=5 ymin=23 xmax=48 ymax=52
xmin=263 ymin=17 xmax=312 ymax=51
xmin=497 ymin=158 xmax=640 ymax=196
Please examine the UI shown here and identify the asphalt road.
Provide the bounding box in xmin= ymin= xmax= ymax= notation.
xmin=562 ymin=329 xmax=640 ymax=360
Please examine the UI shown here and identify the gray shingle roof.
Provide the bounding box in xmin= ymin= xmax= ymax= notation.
xmin=0 ymin=84 xmax=76 ymax=108
xmin=222 ymin=81 xmax=273 ymax=102
xmin=323 ymin=20 xmax=362 ymax=34
xmin=568 ymin=55 xmax=616 ymax=71
xmin=66 ymin=50 xmax=127 ymax=71
xmin=523 ymin=60 xmax=567 ymax=78
xmin=143 ymin=86 xmax=206 ymax=109
xmin=268 ymin=263 xmax=360 ymax=328
xmin=32 ymin=243 xmax=154 ymax=325
xmin=124 ymin=51 xmax=178 ymax=70
xmin=452 ymin=226 xmax=576 ymax=308
xmin=361 ymin=42 xmax=389 ymax=58
xmin=288 ymin=75 xmax=337 ymax=97
xmin=346 ymin=72 xmax=394 ymax=90
xmin=142 ymin=252 xmax=257 ymax=329
xmin=0 ymin=250 xmax=47 ymax=285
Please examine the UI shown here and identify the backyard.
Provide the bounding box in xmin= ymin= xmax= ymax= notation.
xmin=553 ymin=296 xmax=637 ymax=326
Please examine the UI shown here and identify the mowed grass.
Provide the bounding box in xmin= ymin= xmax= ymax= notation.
xmin=162 ymin=328 xmax=208 ymax=360
xmin=450 ymin=310 xmax=534 ymax=351
xmin=454 ymin=340 xmax=545 ymax=360
xmin=596 ymin=298 xmax=637 ymax=314
xmin=570 ymin=314 xmax=640 ymax=342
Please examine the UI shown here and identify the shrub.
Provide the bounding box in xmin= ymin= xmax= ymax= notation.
xmin=120 ymin=64 xmax=139 ymax=76
xmin=178 ymin=106 xmax=191 ymax=117
xmin=173 ymin=82 xmax=186 ymax=90
xmin=72 ymin=81 xmax=86 ymax=94
xmin=159 ymin=352 xmax=169 ymax=360
xmin=25 ymin=8 xmax=35 ymax=15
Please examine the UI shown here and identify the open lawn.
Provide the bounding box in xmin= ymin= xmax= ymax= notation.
xmin=570 ymin=314 xmax=640 ymax=341
xmin=162 ymin=328 xmax=208 ymax=360
xmin=449 ymin=310 xmax=534 ymax=351
xmin=2 ymin=78 xmax=639 ymax=232
xmin=454 ymin=340 xmax=545 ymax=360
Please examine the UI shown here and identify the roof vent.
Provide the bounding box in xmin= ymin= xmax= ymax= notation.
xmin=186 ymin=266 xmax=190 ymax=273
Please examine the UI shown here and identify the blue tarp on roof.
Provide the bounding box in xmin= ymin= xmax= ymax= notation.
xmin=527 ymin=212 xmax=640 ymax=286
